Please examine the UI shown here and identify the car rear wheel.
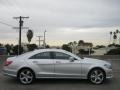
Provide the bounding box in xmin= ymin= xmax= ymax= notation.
xmin=18 ymin=69 xmax=34 ymax=85
xmin=88 ymin=69 xmax=105 ymax=84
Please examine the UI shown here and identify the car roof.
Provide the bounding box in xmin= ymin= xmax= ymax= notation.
xmin=17 ymin=49 xmax=66 ymax=58
xmin=17 ymin=48 xmax=81 ymax=60
xmin=33 ymin=49 xmax=66 ymax=53
xmin=19 ymin=49 xmax=67 ymax=57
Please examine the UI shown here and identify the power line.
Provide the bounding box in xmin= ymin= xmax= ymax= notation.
xmin=0 ymin=20 xmax=14 ymax=27
xmin=2 ymin=0 xmax=19 ymax=17
xmin=6 ymin=0 xmax=23 ymax=16
xmin=13 ymin=0 xmax=28 ymax=16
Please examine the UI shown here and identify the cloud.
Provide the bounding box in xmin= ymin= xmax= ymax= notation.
xmin=0 ymin=0 xmax=120 ymax=45
xmin=1 ymin=0 xmax=120 ymax=28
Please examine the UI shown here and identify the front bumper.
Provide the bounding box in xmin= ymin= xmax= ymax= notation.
xmin=105 ymin=69 xmax=113 ymax=79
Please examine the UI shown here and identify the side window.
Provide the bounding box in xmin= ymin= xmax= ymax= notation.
xmin=54 ymin=52 xmax=71 ymax=60
xmin=29 ymin=52 xmax=51 ymax=59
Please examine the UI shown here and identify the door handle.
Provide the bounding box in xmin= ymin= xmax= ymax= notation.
xmin=33 ymin=61 xmax=38 ymax=64
xmin=56 ymin=61 xmax=61 ymax=64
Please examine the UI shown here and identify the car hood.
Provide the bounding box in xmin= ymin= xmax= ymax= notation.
xmin=83 ymin=57 xmax=110 ymax=65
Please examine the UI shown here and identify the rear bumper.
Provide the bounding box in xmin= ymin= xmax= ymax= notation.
xmin=2 ymin=69 xmax=17 ymax=77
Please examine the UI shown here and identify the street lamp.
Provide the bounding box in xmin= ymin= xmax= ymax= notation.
xmin=44 ymin=30 xmax=46 ymax=48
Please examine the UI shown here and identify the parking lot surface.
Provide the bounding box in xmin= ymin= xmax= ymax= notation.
xmin=0 ymin=56 xmax=120 ymax=90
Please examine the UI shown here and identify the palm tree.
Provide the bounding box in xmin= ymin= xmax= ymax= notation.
xmin=116 ymin=29 xmax=119 ymax=44
xmin=116 ymin=29 xmax=120 ymax=44
xmin=27 ymin=30 xmax=33 ymax=44
xmin=113 ymin=32 xmax=117 ymax=44
xmin=119 ymin=31 xmax=120 ymax=44
xmin=109 ymin=31 xmax=112 ymax=44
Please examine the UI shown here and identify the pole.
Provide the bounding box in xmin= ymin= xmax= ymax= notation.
xmin=37 ymin=36 xmax=43 ymax=48
xmin=19 ymin=16 xmax=22 ymax=55
xmin=44 ymin=30 xmax=46 ymax=48
xmin=13 ymin=16 xmax=29 ymax=55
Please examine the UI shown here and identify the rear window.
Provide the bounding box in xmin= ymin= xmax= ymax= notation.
xmin=29 ymin=52 xmax=51 ymax=59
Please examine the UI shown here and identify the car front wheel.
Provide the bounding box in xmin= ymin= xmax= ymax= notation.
xmin=88 ymin=69 xmax=106 ymax=84
xmin=18 ymin=69 xmax=34 ymax=85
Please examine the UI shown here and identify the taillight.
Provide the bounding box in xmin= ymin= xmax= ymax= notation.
xmin=4 ymin=60 xmax=13 ymax=66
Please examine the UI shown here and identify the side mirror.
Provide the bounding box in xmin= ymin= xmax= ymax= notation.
xmin=69 ymin=57 xmax=75 ymax=62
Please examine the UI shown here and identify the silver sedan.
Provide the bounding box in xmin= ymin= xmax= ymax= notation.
xmin=2 ymin=49 xmax=113 ymax=85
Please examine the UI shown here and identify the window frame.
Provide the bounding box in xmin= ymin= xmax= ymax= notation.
xmin=29 ymin=51 xmax=52 ymax=59
xmin=52 ymin=51 xmax=77 ymax=60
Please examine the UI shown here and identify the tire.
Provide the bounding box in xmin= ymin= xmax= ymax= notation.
xmin=18 ymin=69 xmax=35 ymax=85
xmin=88 ymin=68 xmax=106 ymax=84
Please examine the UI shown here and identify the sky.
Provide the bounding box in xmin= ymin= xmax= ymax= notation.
xmin=0 ymin=0 xmax=120 ymax=46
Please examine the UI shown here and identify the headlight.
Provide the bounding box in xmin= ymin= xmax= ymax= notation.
xmin=104 ymin=64 xmax=112 ymax=69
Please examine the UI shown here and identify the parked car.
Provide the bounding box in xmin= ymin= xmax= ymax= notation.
xmin=0 ymin=47 xmax=6 ymax=55
xmin=2 ymin=49 xmax=113 ymax=85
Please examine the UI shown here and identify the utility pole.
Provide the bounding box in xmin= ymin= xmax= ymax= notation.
xmin=36 ymin=36 xmax=43 ymax=48
xmin=43 ymin=30 xmax=46 ymax=48
xmin=13 ymin=16 xmax=29 ymax=55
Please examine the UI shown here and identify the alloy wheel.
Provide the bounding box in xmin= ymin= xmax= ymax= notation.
xmin=18 ymin=69 xmax=34 ymax=84
xmin=89 ymin=69 xmax=105 ymax=84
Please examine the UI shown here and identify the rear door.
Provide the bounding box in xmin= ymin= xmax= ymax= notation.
xmin=29 ymin=51 xmax=54 ymax=77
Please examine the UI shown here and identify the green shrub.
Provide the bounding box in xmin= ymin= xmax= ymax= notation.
xmin=106 ymin=48 xmax=120 ymax=55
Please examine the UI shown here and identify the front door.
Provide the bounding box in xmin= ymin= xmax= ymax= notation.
xmin=53 ymin=51 xmax=82 ymax=78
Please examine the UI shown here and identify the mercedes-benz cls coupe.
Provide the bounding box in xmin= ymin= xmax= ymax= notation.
xmin=2 ymin=49 xmax=113 ymax=85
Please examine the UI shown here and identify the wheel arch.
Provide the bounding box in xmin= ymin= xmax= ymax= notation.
xmin=87 ymin=67 xmax=106 ymax=79
xmin=17 ymin=67 xmax=36 ymax=78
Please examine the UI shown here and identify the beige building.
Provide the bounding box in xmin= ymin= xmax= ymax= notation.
xmin=70 ymin=41 xmax=93 ymax=55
